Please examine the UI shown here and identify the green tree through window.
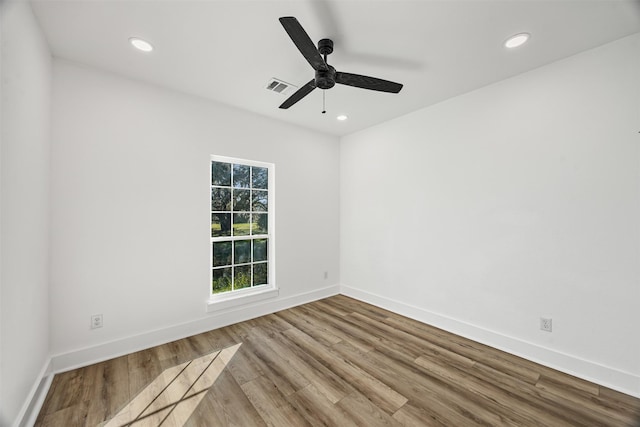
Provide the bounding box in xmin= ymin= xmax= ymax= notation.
xmin=211 ymin=157 xmax=272 ymax=295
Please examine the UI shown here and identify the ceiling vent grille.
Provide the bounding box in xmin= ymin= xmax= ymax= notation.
xmin=265 ymin=78 xmax=297 ymax=96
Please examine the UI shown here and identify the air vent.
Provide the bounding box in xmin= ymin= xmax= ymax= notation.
xmin=265 ymin=78 xmax=297 ymax=96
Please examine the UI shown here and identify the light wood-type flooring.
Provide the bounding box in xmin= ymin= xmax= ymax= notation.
xmin=36 ymin=295 xmax=640 ymax=426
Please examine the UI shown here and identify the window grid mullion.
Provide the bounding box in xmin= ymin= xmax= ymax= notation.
xmin=250 ymin=239 xmax=254 ymax=286
xmin=248 ymin=165 xmax=252 ymax=240
xmin=230 ymin=164 xmax=235 ymax=291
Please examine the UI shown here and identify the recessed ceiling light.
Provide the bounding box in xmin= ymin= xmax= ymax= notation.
xmin=129 ymin=37 xmax=153 ymax=52
xmin=337 ymin=115 xmax=348 ymax=121
xmin=504 ymin=33 xmax=530 ymax=49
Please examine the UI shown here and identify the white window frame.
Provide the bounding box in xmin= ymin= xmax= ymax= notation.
xmin=207 ymin=155 xmax=277 ymax=312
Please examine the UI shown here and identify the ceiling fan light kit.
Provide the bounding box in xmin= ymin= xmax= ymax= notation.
xmin=277 ymin=16 xmax=403 ymax=110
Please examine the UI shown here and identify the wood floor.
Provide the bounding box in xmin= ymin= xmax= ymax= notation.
xmin=36 ymin=295 xmax=640 ymax=426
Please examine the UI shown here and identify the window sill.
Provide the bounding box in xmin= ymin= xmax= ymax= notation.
xmin=206 ymin=286 xmax=279 ymax=313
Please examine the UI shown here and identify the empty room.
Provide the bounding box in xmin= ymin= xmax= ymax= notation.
xmin=1 ymin=0 xmax=639 ymax=425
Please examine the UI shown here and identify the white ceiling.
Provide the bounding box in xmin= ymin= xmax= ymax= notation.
xmin=31 ymin=0 xmax=640 ymax=137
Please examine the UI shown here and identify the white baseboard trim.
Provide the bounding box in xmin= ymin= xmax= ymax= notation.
xmin=14 ymin=358 xmax=53 ymax=427
xmin=21 ymin=282 xmax=638 ymax=425
xmin=50 ymin=284 xmax=340 ymax=375
xmin=340 ymin=284 xmax=640 ymax=398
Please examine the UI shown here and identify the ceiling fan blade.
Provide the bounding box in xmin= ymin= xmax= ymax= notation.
xmin=279 ymin=79 xmax=316 ymax=109
xmin=335 ymin=72 xmax=403 ymax=93
xmin=279 ymin=17 xmax=328 ymax=71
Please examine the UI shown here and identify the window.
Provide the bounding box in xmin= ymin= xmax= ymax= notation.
xmin=210 ymin=156 xmax=275 ymax=307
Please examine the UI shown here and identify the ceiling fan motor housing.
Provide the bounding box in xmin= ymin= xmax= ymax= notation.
xmin=316 ymin=65 xmax=336 ymax=89
xmin=316 ymin=39 xmax=335 ymax=89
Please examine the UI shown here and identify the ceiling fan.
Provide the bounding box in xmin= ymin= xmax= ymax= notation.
xmin=278 ymin=16 xmax=403 ymax=110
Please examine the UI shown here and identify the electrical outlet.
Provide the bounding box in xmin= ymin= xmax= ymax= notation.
xmin=540 ymin=317 xmax=552 ymax=332
xmin=91 ymin=314 xmax=103 ymax=329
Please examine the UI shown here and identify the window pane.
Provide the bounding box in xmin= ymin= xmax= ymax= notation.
xmin=233 ymin=164 xmax=250 ymax=188
xmin=212 ymin=268 xmax=232 ymax=294
xmin=211 ymin=214 xmax=231 ymax=237
xmin=233 ymin=213 xmax=250 ymax=236
xmin=252 ymin=213 xmax=268 ymax=235
xmin=252 ymin=190 xmax=268 ymax=212
xmin=252 ymin=167 xmax=268 ymax=190
xmin=234 ymin=240 xmax=251 ymax=264
xmin=212 ymin=241 xmax=232 ymax=267
xmin=212 ymin=162 xmax=231 ymax=186
xmin=211 ymin=188 xmax=231 ymax=211
xmin=253 ymin=263 xmax=268 ymax=286
xmin=233 ymin=189 xmax=250 ymax=211
xmin=253 ymin=239 xmax=267 ymax=262
xmin=234 ymin=265 xmax=251 ymax=290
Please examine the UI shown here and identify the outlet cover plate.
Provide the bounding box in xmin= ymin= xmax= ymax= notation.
xmin=91 ymin=314 xmax=103 ymax=329
xmin=540 ymin=317 xmax=552 ymax=332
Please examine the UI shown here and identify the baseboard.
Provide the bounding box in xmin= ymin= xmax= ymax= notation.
xmin=50 ymin=284 xmax=340 ymax=374
xmin=26 ymin=281 xmax=639 ymax=425
xmin=340 ymin=284 xmax=640 ymax=398
xmin=14 ymin=358 xmax=53 ymax=427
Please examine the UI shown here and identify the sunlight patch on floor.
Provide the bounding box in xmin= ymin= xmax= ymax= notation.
xmin=102 ymin=343 xmax=242 ymax=427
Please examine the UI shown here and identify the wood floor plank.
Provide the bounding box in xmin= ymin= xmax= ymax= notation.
xmin=36 ymin=295 xmax=640 ymax=427
xmin=391 ymin=402 xmax=450 ymax=427
xmin=331 ymin=341 xmax=513 ymax=426
xmin=241 ymin=375 xmax=312 ymax=427
xmin=223 ymin=342 xmax=264 ymax=385
xmin=288 ymin=303 xmax=372 ymax=347
xmin=221 ymin=320 xmax=253 ymax=342
xmin=37 ymin=401 xmax=90 ymax=427
xmin=286 ymin=384 xmax=359 ymax=427
xmin=469 ymin=361 xmax=602 ymax=426
xmin=248 ymin=325 xmax=351 ymax=404
xmin=267 ymin=330 xmax=355 ymax=404
xmin=326 ymin=295 xmax=392 ymax=321
xmin=252 ymin=312 xmax=294 ymax=335
xmin=382 ymin=314 xmax=541 ymax=384
xmin=599 ymin=386 xmax=640 ymax=417
xmin=184 ymin=369 xmax=267 ymax=427
xmin=275 ymin=308 xmax=343 ymax=346
xmin=239 ymin=332 xmax=308 ymax=397
xmin=84 ymin=356 xmax=130 ymax=425
xmin=127 ymin=347 xmax=164 ymax=399
xmin=281 ymin=326 xmax=408 ymax=415
xmin=294 ymin=303 xmax=377 ymax=353
xmin=39 ymin=370 xmax=84 ymax=416
xmin=245 ymin=326 xmax=311 ymax=393
xmin=200 ymin=326 xmax=239 ymax=351
xmin=336 ymin=391 xmax=403 ymax=426
xmin=414 ymin=354 xmax=573 ymax=427
xmin=535 ymin=375 xmax=638 ymax=426
xmin=312 ymin=297 xmax=352 ymax=317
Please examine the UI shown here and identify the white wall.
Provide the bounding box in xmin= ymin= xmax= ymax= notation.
xmin=0 ymin=1 xmax=52 ymax=425
xmin=340 ymin=33 xmax=640 ymax=395
xmin=49 ymin=60 xmax=340 ymax=363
